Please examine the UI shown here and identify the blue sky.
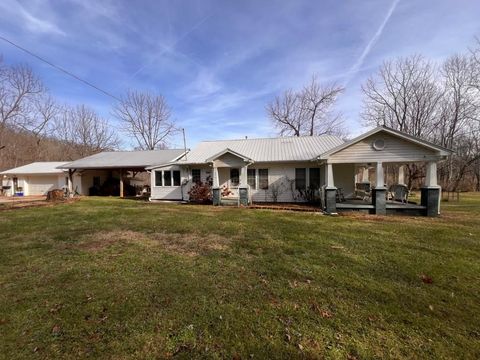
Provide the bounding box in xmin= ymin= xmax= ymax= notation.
xmin=1 ymin=0 xmax=479 ymax=149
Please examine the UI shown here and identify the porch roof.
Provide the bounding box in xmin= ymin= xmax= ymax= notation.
xmin=317 ymin=126 xmax=453 ymax=160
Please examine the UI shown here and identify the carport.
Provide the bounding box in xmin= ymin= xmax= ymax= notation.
xmin=58 ymin=149 xmax=185 ymax=197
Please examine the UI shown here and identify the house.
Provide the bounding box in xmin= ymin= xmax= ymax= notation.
xmin=1 ymin=162 xmax=70 ymax=196
xmin=1 ymin=126 xmax=452 ymax=216
xmin=148 ymin=126 xmax=452 ymax=216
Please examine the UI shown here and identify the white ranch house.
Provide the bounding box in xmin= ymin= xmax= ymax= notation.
xmin=1 ymin=126 xmax=452 ymax=216
xmin=148 ymin=126 xmax=451 ymax=216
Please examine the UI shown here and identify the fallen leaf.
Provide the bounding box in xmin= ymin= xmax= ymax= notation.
xmin=321 ymin=310 xmax=333 ymax=318
xmin=52 ymin=325 xmax=61 ymax=336
xmin=420 ymin=274 xmax=433 ymax=284
xmin=297 ymin=343 xmax=304 ymax=351
xmin=285 ymin=333 xmax=291 ymax=342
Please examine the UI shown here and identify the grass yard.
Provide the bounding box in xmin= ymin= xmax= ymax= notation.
xmin=1 ymin=195 xmax=479 ymax=359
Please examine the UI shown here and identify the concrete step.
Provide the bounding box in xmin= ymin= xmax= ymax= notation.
xmin=221 ymin=198 xmax=239 ymax=206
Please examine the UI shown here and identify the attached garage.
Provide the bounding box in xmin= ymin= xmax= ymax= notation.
xmin=26 ymin=175 xmax=63 ymax=195
xmin=1 ymin=162 xmax=68 ymax=196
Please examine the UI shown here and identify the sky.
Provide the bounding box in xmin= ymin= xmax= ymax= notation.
xmin=0 ymin=0 xmax=479 ymax=150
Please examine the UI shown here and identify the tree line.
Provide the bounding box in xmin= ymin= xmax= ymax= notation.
xmin=0 ymin=56 xmax=175 ymax=171
xmin=268 ymin=39 xmax=480 ymax=191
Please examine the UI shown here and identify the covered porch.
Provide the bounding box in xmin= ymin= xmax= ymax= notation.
xmin=319 ymin=127 xmax=452 ymax=216
xmin=209 ymin=149 xmax=252 ymax=206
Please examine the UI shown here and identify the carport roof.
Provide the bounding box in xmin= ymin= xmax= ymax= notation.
xmin=58 ymin=149 xmax=186 ymax=170
xmin=0 ymin=162 xmax=68 ymax=175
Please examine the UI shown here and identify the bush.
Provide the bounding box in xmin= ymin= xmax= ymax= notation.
xmin=188 ymin=181 xmax=212 ymax=203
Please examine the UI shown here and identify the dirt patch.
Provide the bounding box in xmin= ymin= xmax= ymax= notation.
xmin=0 ymin=198 xmax=80 ymax=211
xmin=151 ymin=231 xmax=232 ymax=257
xmin=77 ymin=230 xmax=232 ymax=257
xmin=77 ymin=230 xmax=147 ymax=251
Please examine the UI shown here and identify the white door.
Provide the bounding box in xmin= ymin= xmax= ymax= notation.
xmin=27 ymin=175 xmax=59 ymax=195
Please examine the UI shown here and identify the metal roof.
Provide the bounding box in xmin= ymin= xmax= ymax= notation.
xmin=0 ymin=162 xmax=68 ymax=175
xmin=59 ymin=149 xmax=185 ymax=170
xmin=172 ymin=135 xmax=344 ymax=165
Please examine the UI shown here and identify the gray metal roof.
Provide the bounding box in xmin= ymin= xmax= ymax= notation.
xmin=175 ymin=135 xmax=344 ymax=164
xmin=0 ymin=162 xmax=68 ymax=175
xmin=59 ymin=149 xmax=185 ymax=169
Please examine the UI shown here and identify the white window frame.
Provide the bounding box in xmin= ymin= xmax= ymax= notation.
xmin=154 ymin=170 xmax=182 ymax=188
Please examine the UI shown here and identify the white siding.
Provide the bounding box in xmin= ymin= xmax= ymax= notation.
xmin=150 ymin=165 xmax=211 ymax=201
xmin=329 ymin=133 xmax=439 ymax=163
xmin=249 ymin=162 xmax=325 ymax=203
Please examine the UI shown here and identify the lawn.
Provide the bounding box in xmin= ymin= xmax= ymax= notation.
xmin=0 ymin=195 xmax=479 ymax=359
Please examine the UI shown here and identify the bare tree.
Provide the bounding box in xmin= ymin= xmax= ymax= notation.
xmin=54 ymin=105 xmax=119 ymax=159
xmin=362 ymin=55 xmax=442 ymax=138
xmin=113 ymin=90 xmax=175 ymax=150
xmin=267 ymin=75 xmax=344 ymax=137
xmin=0 ymin=59 xmax=49 ymax=150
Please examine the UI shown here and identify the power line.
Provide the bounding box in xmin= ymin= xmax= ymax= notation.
xmin=0 ymin=35 xmax=122 ymax=102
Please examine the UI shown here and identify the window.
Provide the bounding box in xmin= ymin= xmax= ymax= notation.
xmin=258 ymin=169 xmax=268 ymax=190
xmin=230 ymin=168 xmax=239 ymax=187
xmin=155 ymin=170 xmax=181 ymax=187
xmin=295 ymin=168 xmax=306 ymax=190
xmin=155 ymin=171 xmax=162 ymax=186
xmin=173 ymin=170 xmax=181 ymax=186
xmin=247 ymin=169 xmax=256 ymax=189
xmin=309 ymin=168 xmax=321 ymax=189
xmin=192 ymin=169 xmax=201 ymax=184
xmin=163 ymin=171 xmax=172 ymax=186
xmin=93 ymin=176 xmax=101 ymax=187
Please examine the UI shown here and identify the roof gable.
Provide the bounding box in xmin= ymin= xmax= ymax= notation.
xmin=319 ymin=126 xmax=452 ymax=160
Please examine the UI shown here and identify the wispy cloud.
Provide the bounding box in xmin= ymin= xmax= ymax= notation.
xmin=0 ymin=0 xmax=65 ymax=36
xmin=343 ymin=0 xmax=401 ymax=85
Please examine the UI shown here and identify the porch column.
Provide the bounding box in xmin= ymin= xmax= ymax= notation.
xmin=398 ymin=165 xmax=405 ymax=185
xmin=324 ymin=163 xmax=337 ymax=214
xmin=372 ymin=162 xmax=386 ymax=215
xmin=212 ymin=166 xmax=219 ymax=187
xmin=421 ymin=161 xmax=441 ymax=216
xmin=239 ymin=165 xmax=248 ymax=186
xmin=238 ymin=164 xmax=249 ymax=206
xmin=212 ymin=165 xmax=220 ymax=205
xmin=362 ymin=167 xmax=369 ymax=182
xmin=119 ymin=169 xmax=124 ymax=198
xmin=68 ymin=169 xmax=74 ymax=197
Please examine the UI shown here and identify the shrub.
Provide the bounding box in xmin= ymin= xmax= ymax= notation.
xmin=188 ymin=180 xmax=212 ymax=203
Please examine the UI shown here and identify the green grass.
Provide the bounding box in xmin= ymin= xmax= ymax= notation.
xmin=1 ymin=195 xmax=479 ymax=359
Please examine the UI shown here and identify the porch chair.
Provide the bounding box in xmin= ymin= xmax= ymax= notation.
xmin=390 ymin=184 xmax=409 ymax=204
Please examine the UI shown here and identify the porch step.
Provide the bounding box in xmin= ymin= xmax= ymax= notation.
xmin=221 ymin=197 xmax=239 ymax=206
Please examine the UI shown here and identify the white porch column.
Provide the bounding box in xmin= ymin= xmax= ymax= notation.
xmin=425 ymin=161 xmax=438 ymax=187
xmin=376 ymin=162 xmax=385 ymax=188
xmin=212 ymin=166 xmax=219 ymax=187
xmin=362 ymin=167 xmax=369 ymax=182
xmin=325 ymin=163 xmax=335 ymax=188
xmin=398 ymin=165 xmax=405 ymax=185
xmin=239 ymin=165 xmax=248 ymax=186
xmin=67 ymin=170 xmax=74 ymax=197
